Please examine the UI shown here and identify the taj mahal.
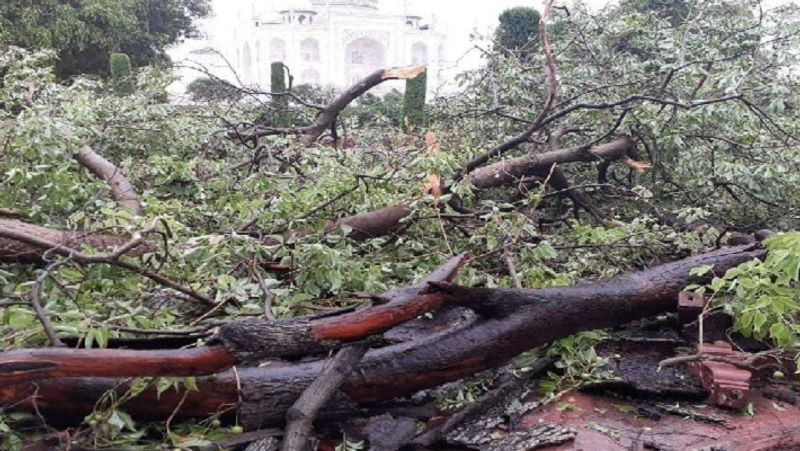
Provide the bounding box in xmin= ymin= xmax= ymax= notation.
xmin=171 ymin=0 xmax=447 ymax=94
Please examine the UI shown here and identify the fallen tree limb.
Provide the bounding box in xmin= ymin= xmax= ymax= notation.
xmin=0 ymin=218 xmax=143 ymax=264
xmin=322 ymin=203 xmax=411 ymax=242
xmin=281 ymin=344 xmax=368 ymax=451
xmin=0 ymin=253 xmax=467 ymax=382
xmin=0 ymin=245 xmax=763 ymax=429
xmin=246 ymin=65 xmax=426 ymax=147
xmin=468 ymin=136 xmax=642 ymax=189
xmin=74 ymin=145 xmax=144 ymax=215
xmin=0 ymin=219 xmax=213 ymax=306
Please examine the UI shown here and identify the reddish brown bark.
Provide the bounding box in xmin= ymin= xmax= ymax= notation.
xmin=0 ymin=253 xmax=468 ymax=380
xmin=0 ymin=347 xmax=234 ymax=384
xmin=0 ymin=245 xmax=763 ymax=429
xmin=311 ymin=252 xmax=467 ymax=341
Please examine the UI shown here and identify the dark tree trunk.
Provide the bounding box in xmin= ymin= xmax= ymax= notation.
xmin=0 ymin=245 xmax=763 ymax=429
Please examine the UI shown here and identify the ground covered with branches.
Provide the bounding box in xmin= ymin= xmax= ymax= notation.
xmin=1 ymin=1 xmax=800 ymax=449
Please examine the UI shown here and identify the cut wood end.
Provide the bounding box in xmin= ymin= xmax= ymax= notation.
xmin=624 ymin=157 xmax=653 ymax=173
xmin=382 ymin=65 xmax=427 ymax=80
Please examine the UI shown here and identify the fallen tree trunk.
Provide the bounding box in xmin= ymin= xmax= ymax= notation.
xmin=0 ymin=245 xmax=762 ymax=428
xmin=0 ymin=219 xmax=141 ymax=264
xmin=0 ymin=253 xmax=467 ymax=382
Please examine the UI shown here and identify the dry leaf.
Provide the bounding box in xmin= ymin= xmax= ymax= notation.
xmin=425 ymin=132 xmax=439 ymax=154
xmin=623 ymin=157 xmax=653 ymax=173
xmin=382 ymin=65 xmax=426 ymax=80
xmin=423 ymin=173 xmax=442 ymax=205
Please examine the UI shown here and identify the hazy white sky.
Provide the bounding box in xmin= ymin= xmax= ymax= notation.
xmin=199 ymin=0 xmax=796 ymax=86
xmin=397 ymin=0 xmax=609 ymax=62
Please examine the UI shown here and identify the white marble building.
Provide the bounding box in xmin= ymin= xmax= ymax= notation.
xmin=171 ymin=0 xmax=447 ymax=95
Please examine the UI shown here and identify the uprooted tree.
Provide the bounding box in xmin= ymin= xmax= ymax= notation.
xmin=1 ymin=0 xmax=800 ymax=449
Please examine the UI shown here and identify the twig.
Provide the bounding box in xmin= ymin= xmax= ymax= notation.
xmin=251 ymin=261 xmax=276 ymax=321
xmin=503 ymin=246 xmax=523 ymax=289
xmin=30 ymin=258 xmax=69 ymax=347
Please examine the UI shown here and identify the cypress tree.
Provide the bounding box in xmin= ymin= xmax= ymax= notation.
xmin=109 ymin=52 xmax=133 ymax=94
xmin=402 ymin=69 xmax=427 ymax=131
xmin=271 ymin=62 xmax=289 ymax=125
xmin=495 ymin=7 xmax=541 ymax=60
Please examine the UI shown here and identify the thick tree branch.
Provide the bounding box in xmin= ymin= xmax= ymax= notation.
xmin=0 ymin=245 xmax=764 ymax=428
xmin=468 ymin=136 xmax=638 ymax=189
xmin=247 ymin=66 xmax=426 ymax=146
xmin=74 ymin=145 xmax=144 ymax=215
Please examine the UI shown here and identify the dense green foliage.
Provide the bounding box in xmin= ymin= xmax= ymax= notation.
xmin=402 ymin=69 xmax=427 ymax=130
xmin=2 ymin=0 xmax=800 ymax=447
xmin=271 ymin=61 xmax=289 ymax=126
xmin=352 ymin=89 xmax=404 ymax=127
xmin=495 ymin=6 xmax=541 ymax=58
xmin=691 ymin=232 xmax=800 ymax=349
xmin=109 ymin=52 xmax=133 ymax=94
xmin=0 ymin=0 xmax=209 ymax=78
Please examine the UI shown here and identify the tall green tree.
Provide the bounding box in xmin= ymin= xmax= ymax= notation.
xmin=403 ymin=69 xmax=427 ymax=130
xmin=271 ymin=62 xmax=290 ymax=126
xmin=495 ymin=6 xmax=541 ymax=59
xmin=109 ymin=52 xmax=133 ymax=94
xmin=0 ymin=0 xmax=210 ymax=79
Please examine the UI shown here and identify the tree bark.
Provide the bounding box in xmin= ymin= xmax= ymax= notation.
xmin=74 ymin=145 xmax=144 ymax=215
xmin=0 ymin=253 xmax=467 ymax=380
xmin=323 ymin=204 xmax=410 ymax=241
xmin=296 ymin=66 xmax=426 ymax=146
xmin=0 ymin=218 xmax=139 ymax=264
xmin=468 ymin=137 xmax=635 ymax=189
xmin=0 ymin=245 xmax=763 ymax=428
xmin=281 ymin=345 xmax=368 ymax=451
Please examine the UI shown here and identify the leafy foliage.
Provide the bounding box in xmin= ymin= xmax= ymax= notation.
xmin=403 ymin=69 xmax=427 ymax=131
xmin=2 ymin=0 xmax=800 ymax=446
xmin=495 ymin=7 xmax=541 ymax=59
xmin=0 ymin=0 xmax=210 ymax=78
xmin=186 ymin=76 xmax=244 ymax=103
xmin=109 ymin=52 xmax=133 ymax=94
xmin=690 ymin=232 xmax=800 ymax=352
